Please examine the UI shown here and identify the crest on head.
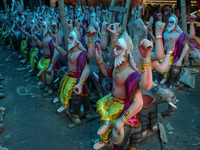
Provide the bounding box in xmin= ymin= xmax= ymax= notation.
xmin=170 ymin=14 xmax=178 ymax=24
xmin=168 ymin=14 xmax=183 ymax=33
xmin=68 ymin=30 xmax=86 ymax=51
xmin=89 ymin=18 xmax=101 ymax=38
xmin=115 ymin=31 xmax=137 ymax=70
xmin=90 ymin=12 xmax=96 ymax=19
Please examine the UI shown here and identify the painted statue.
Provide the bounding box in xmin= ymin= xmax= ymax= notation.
xmin=53 ymin=29 xmax=93 ymax=124
xmin=139 ymin=84 xmax=178 ymax=137
xmin=158 ymin=14 xmax=195 ymax=89
xmin=93 ymin=30 xmax=153 ymax=150
xmin=33 ymin=18 xmax=60 ymax=95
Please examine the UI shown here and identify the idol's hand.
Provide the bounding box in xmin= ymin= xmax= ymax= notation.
xmin=114 ymin=119 xmax=125 ymax=133
xmin=47 ymin=66 xmax=53 ymax=74
xmin=157 ymin=13 xmax=162 ymax=21
xmin=155 ymin=21 xmax=165 ymax=37
xmin=189 ymin=14 xmax=196 ymax=23
xmin=139 ymin=39 xmax=153 ymax=58
xmin=66 ymin=19 xmax=73 ymax=31
xmin=107 ymin=24 xmax=117 ymax=39
xmin=175 ymin=60 xmax=182 ymax=67
xmin=75 ymin=18 xmax=82 ymax=28
xmin=73 ymin=84 xmax=82 ymax=95
xmin=102 ymin=21 xmax=109 ymax=33
xmin=148 ymin=16 xmax=154 ymax=26
xmin=95 ymin=43 xmax=103 ymax=63
xmin=86 ymin=26 xmax=96 ymax=38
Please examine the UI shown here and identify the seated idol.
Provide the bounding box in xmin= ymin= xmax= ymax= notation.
xmin=93 ymin=31 xmax=153 ymax=149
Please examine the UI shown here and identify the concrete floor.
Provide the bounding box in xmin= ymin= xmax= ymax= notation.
xmin=0 ymin=44 xmax=199 ymax=150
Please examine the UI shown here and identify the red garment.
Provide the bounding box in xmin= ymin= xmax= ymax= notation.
xmin=64 ymin=0 xmax=78 ymax=5
xmin=197 ymin=0 xmax=200 ymax=9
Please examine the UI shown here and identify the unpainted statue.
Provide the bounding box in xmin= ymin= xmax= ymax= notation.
xmin=139 ymin=84 xmax=178 ymax=136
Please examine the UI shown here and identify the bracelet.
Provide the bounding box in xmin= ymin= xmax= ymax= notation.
xmin=156 ymin=36 xmax=162 ymax=40
xmin=179 ymin=57 xmax=183 ymax=61
xmin=50 ymin=63 xmax=54 ymax=67
xmin=58 ymin=47 xmax=62 ymax=53
xmin=141 ymin=63 xmax=153 ymax=74
xmin=88 ymin=38 xmax=93 ymax=42
xmin=124 ymin=110 xmax=131 ymax=121
xmin=79 ymin=76 xmax=86 ymax=86
xmin=101 ymin=32 xmax=106 ymax=37
xmin=110 ymin=40 xmax=117 ymax=49
xmin=166 ymin=50 xmax=173 ymax=54
xmin=97 ymin=59 xmax=104 ymax=66
xmin=142 ymin=57 xmax=151 ymax=64
xmin=120 ymin=115 xmax=129 ymax=123
xmin=104 ymin=121 xmax=111 ymax=126
xmin=80 ymin=76 xmax=86 ymax=83
xmin=88 ymin=37 xmax=93 ymax=45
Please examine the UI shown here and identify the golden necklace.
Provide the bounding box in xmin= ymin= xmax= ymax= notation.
xmin=43 ymin=32 xmax=49 ymax=42
xmin=114 ymin=63 xmax=129 ymax=79
xmin=67 ymin=46 xmax=77 ymax=60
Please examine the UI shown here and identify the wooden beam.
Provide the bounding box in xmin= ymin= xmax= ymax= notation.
xmin=180 ymin=0 xmax=189 ymax=65
xmin=122 ymin=0 xmax=131 ymax=32
xmin=108 ymin=6 xmax=127 ymax=13
xmin=3 ymin=0 xmax=11 ymax=28
xmin=58 ymin=0 xmax=69 ymax=51
xmin=108 ymin=0 xmax=116 ymax=24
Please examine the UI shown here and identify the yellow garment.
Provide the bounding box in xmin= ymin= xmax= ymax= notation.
xmin=129 ymin=146 xmax=136 ymax=150
xmin=2 ymin=30 xmax=7 ymax=42
xmin=195 ymin=36 xmax=200 ymax=44
xmin=29 ymin=47 xmax=38 ymax=69
xmin=59 ymin=74 xmax=77 ymax=106
xmin=158 ymin=54 xmax=174 ymax=78
xmin=37 ymin=57 xmax=51 ymax=82
xmin=9 ymin=36 xmax=13 ymax=45
xmin=20 ymin=40 xmax=27 ymax=59
xmin=96 ymin=93 xmax=125 ymax=142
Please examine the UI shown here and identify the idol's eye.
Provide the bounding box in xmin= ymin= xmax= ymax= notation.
xmin=69 ymin=36 xmax=73 ymax=40
xmin=169 ymin=21 xmax=174 ymax=24
xmin=116 ymin=45 xmax=122 ymax=51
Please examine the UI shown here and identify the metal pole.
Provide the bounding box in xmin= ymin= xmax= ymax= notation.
xmin=122 ymin=0 xmax=131 ymax=32
xmin=108 ymin=0 xmax=116 ymax=24
xmin=58 ymin=0 xmax=69 ymax=51
xmin=180 ymin=0 xmax=189 ymax=64
xmin=3 ymin=0 xmax=11 ymax=28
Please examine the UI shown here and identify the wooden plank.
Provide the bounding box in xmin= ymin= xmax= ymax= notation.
xmin=67 ymin=107 xmax=100 ymax=129
xmin=173 ymin=83 xmax=184 ymax=92
xmin=139 ymin=129 xmax=158 ymax=144
xmin=109 ymin=6 xmax=127 ymax=13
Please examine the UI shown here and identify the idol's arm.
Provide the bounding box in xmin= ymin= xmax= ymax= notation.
xmin=54 ymin=45 xmax=67 ymax=58
xmin=78 ymin=62 xmax=90 ymax=86
xmin=150 ymin=21 xmax=165 ymax=61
